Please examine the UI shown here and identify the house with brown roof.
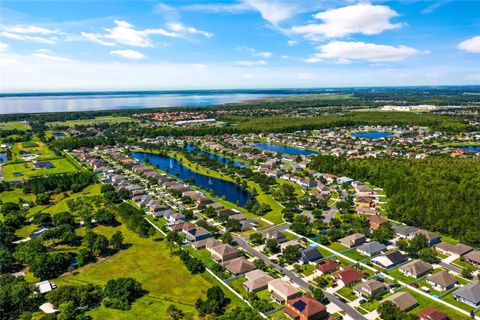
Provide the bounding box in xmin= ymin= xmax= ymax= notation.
xmin=242 ymin=270 xmax=274 ymax=292
xmin=418 ymin=307 xmax=450 ymax=320
xmin=353 ymin=279 xmax=387 ymax=298
xmin=316 ymin=259 xmax=339 ymax=275
xmin=435 ymin=242 xmax=473 ymax=258
xmin=333 ymin=268 xmax=364 ymax=286
xmin=222 ymin=257 xmax=255 ymax=276
xmin=367 ymin=215 xmax=388 ymax=230
xmin=355 ymin=196 xmax=375 ymax=208
xmin=268 ymin=278 xmax=301 ymax=303
xmin=338 ymin=233 xmax=366 ymax=248
xmin=464 ymin=250 xmax=480 ymax=267
xmin=426 ymin=270 xmax=457 ymax=291
xmin=399 ymin=260 xmax=433 ymax=278
xmin=285 ymin=294 xmax=329 ymax=320
xmin=208 ymin=244 xmax=241 ymax=263
xmin=383 ymin=291 xmax=418 ymax=312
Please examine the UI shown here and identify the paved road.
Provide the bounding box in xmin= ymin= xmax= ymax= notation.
xmin=438 ymin=261 xmax=462 ymax=274
xmin=323 ymin=207 xmax=338 ymax=224
xmin=234 ymin=236 xmax=367 ymax=320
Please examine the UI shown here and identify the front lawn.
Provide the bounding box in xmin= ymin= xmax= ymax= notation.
xmin=336 ymin=286 xmax=358 ymax=302
xmin=328 ymin=242 xmax=348 ymax=252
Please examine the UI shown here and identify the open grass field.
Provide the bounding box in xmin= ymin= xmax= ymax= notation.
xmin=53 ymin=223 xmax=244 ymax=320
xmin=2 ymin=158 xmax=78 ymax=180
xmin=11 ymin=140 xmax=57 ymax=161
xmin=47 ymin=116 xmax=138 ymax=128
xmin=0 ymin=121 xmax=31 ymax=131
xmin=0 ymin=188 xmax=36 ymax=203
xmin=42 ymin=183 xmax=103 ymax=215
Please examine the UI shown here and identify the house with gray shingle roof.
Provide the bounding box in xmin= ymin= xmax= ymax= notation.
xmin=453 ymin=283 xmax=480 ymax=307
xmin=356 ymin=241 xmax=387 ymax=257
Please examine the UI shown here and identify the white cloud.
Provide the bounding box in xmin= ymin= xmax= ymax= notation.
xmin=292 ymin=3 xmax=403 ymax=39
xmin=458 ymin=36 xmax=480 ymax=53
xmin=0 ymin=42 xmax=9 ymax=51
xmin=242 ymin=0 xmax=298 ymax=26
xmin=180 ymin=3 xmax=251 ymax=13
xmin=1 ymin=31 xmax=56 ymax=44
xmin=82 ymin=20 xmax=212 ymax=47
xmin=110 ymin=49 xmax=146 ymax=60
xmin=307 ymin=41 xmax=420 ymax=63
xmin=33 ymin=49 xmax=71 ymax=62
xmin=239 ymin=46 xmax=272 ymax=58
xmin=287 ymin=40 xmax=297 ymax=46
xmin=4 ymin=25 xmax=58 ymax=35
xmin=235 ymin=60 xmax=267 ymax=66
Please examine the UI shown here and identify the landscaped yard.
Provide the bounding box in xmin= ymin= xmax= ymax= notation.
xmin=2 ymin=158 xmax=78 ymax=180
xmin=343 ymin=249 xmax=369 ymax=262
xmin=13 ymin=140 xmax=57 ymax=161
xmin=336 ymin=286 xmax=358 ymax=302
xmin=53 ymin=224 xmax=244 ymax=320
xmin=387 ymin=268 xmax=417 ymax=284
xmin=328 ymin=242 xmax=349 ymax=252
xmin=404 ymin=289 xmax=470 ymax=319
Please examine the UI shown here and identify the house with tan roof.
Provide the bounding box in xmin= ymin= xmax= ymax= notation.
xmin=268 ymin=278 xmax=301 ymax=303
xmin=243 ymin=270 xmax=274 ymax=292
xmin=338 ymin=233 xmax=366 ymax=248
xmin=208 ymin=243 xmax=241 ymax=263
xmin=464 ymin=250 xmax=480 ymax=267
xmin=222 ymin=257 xmax=255 ymax=276
xmin=399 ymin=259 xmax=433 ymax=278
xmin=426 ymin=270 xmax=458 ymax=291
xmin=383 ymin=291 xmax=418 ymax=312
xmin=353 ymin=279 xmax=387 ymax=298
xmin=435 ymin=242 xmax=473 ymax=258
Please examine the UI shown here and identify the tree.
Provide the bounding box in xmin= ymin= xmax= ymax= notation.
xmin=249 ymin=233 xmax=264 ymax=245
xmin=95 ymin=208 xmax=117 ymax=226
xmin=0 ymin=275 xmax=36 ymax=320
xmin=36 ymin=194 xmax=50 ymax=205
xmin=461 ymin=268 xmax=473 ymax=279
xmin=265 ymin=239 xmax=280 ymax=254
xmin=0 ymin=222 xmax=17 ymax=249
xmin=53 ymin=212 xmax=75 ymax=227
xmin=371 ymin=224 xmax=394 ymax=244
xmin=32 ymin=212 xmax=52 ymax=226
xmin=407 ymin=234 xmax=429 ymax=258
xmin=219 ymin=307 xmax=263 ymax=320
xmin=221 ymin=232 xmax=233 ymax=244
xmin=14 ymin=238 xmax=47 ymax=264
xmin=110 ymin=231 xmax=124 ymax=251
xmin=283 ymin=245 xmax=301 ymax=264
xmin=196 ymin=286 xmax=228 ymax=316
xmin=92 ymin=234 xmax=109 ymax=257
xmin=418 ymin=248 xmax=439 ymax=263
xmin=311 ymin=288 xmax=329 ymax=305
xmin=103 ymin=278 xmax=144 ymax=310
xmin=0 ymin=248 xmax=16 ymax=273
xmin=290 ymin=215 xmax=312 ymax=236
xmin=30 ymin=253 xmax=70 ymax=280
xmin=167 ymin=304 xmax=184 ymax=320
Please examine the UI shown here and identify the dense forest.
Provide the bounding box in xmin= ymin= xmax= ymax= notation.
xmin=311 ymin=155 xmax=480 ymax=246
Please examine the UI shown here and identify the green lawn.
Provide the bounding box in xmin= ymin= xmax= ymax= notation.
xmin=404 ymin=289 xmax=470 ymax=319
xmin=184 ymin=246 xmax=217 ymax=269
xmin=441 ymin=292 xmax=476 ymax=313
xmin=2 ymin=158 xmax=78 ymax=180
xmin=328 ymin=242 xmax=349 ymax=252
xmin=227 ymin=276 xmax=248 ymax=297
xmin=343 ymin=249 xmax=369 ymax=262
xmin=13 ymin=140 xmax=57 ymax=161
xmin=336 ymin=286 xmax=358 ymax=302
xmin=0 ymin=121 xmax=30 ymax=131
xmin=387 ymin=268 xmax=417 ymax=284
xmin=54 ymin=224 xmax=243 ymax=320
xmin=47 ymin=116 xmax=138 ymax=127
xmin=0 ymin=188 xmax=36 ymax=203
xmin=452 ymin=258 xmax=477 ymax=271
xmin=42 ymin=184 xmax=102 ymax=215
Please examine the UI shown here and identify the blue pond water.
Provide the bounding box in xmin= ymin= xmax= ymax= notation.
xmin=131 ymin=152 xmax=252 ymax=206
xmin=185 ymin=145 xmax=248 ymax=168
xmin=463 ymin=146 xmax=480 ymax=152
xmin=254 ymin=142 xmax=318 ymax=156
xmin=53 ymin=132 xmax=66 ymax=139
xmin=351 ymin=131 xmax=394 ymax=139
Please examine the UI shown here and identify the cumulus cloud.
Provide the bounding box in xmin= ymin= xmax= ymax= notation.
xmin=292 ymin=3 xmax=403 ymax=40
xmin=235 ymin=60 xmax=267 ymax=66
xmin=238 ymin=46 xmax=272 ymax=58
xmin=306 ymin=41 xmax=420 ymax=63
xmin=287 ymin=40 xmax=297 ymax=46
xmin=458 ymin=36 xmax=480 ymax=53
xmin=110 ymin=49 xmax=146 ymax=60
xmin=0 ymin=42 xmax=9 ymax=51
xmin=81 ymin=20 xmax=212 ymax=47
xmin=242 ymin=0 xmax=299 ymax=26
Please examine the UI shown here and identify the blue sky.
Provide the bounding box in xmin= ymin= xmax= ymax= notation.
xmin=0 ymin=0 xmax=479 ymax=92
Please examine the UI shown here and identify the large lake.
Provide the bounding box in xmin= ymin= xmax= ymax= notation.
xmin=131 ymin=151 xmax=252 ymax=206
xmin=185 ymin=145 xmax=249 ymax=168
xmin=0 ymin=91 xmax=303 ymax=114
xmin=255 ymin=142 xmax=318 ymax=156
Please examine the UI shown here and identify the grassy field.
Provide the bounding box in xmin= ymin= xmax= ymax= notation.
xmin=0 ymin=188 xmax=36 ymax=203
xmin=0 ymin=121 xmax=31 ymax=131
xmin=2 ymin=158 xmax=78 ymax=180
xmin=12 ymin=140 xmax=57 ymax=161
xmin=42 ymin=184 xmax=103 ymax=215
xmin=47 ymin=116 xmax=138 ymax=128
xmin=53 ymin=224 xmax=243 ymax=320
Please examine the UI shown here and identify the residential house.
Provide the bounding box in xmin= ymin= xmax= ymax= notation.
xmin=393 ymin=225 xmax=418 ymax=238
xmin=356 ymin=241 xmax=387 ymax=257
xmin=368 ymin=215 xmax=388 ymax=230
xmin=35 ymin=281 xmax=55 ymax=294
xmin=399 ymin=260 xmax=433 ymax=278
xmin=426 ymin=270 xmax=457 ymax=291
xmin=418 ymin=307 xmax=450 ymax=320
xmin=209 ymin=244 xmax=241 ymax=263
xmin=371 ymin=250 xmax=408 ymax=269
xmin=222 ymin=257 xmax=255 ymax=276
xmin=409 ymin=229 xmax=441 ymax=246
xmin=353 ymin=279 xmax=387 ymax=298
xmin=300 ymin=247 xmax=323 ymax=264
xmin=243 ymin=270 xmax=274 ymax=292
xmin=316 ymin=259 xmax=339 ymax=275
xmin=268 ymin=279 xmax=301 ymax=304
xmin=464 ymin=250 xmax=480 ymax=267
xmin=338 ymin=233 xmax=366 ymax=248
xmin=435 ymin=242 xmax=473 ymax=258
xmin=280 ymin=240 xmax=304 ymax=252
xmin=167 ymin=213 xmax=186 ymax=225
xmin=355 ymin=196 xmax=375 ymax=208
xmin=285 ymin=294 xmax=329 ymax=320
xmin=333 ymin=268 xmax=364 ymax=286
xmin=337 ymin=176 xmax=354 ymax=185
xmin=264 ymin=230 xmax=287 ymax=243
xmin=184 ymin=226 xmax=211 ymax=242
xmin=383 ymin=292 xmax=418 ymax=312
xmin=453 ymin=283 xmax=480 ymax=307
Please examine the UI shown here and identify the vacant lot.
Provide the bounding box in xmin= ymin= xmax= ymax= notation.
xmin=53 ymin=224 xmax=243 ymax=319
xmin=2 ymin=158 xmax=78 ymax=180
xmin=48 ymin=116 xmax=138 ymax=128
xmin=0 ymin=121 xmax=31 ymax=131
